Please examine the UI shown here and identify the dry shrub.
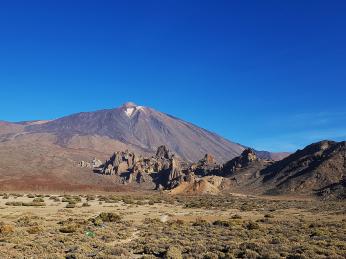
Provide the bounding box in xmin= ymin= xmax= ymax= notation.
xmin=0 ymin=222 xmax=15 ymax=234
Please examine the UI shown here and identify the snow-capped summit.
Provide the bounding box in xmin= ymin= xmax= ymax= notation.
xmin=122 ymin=102 xmax=146 ymax=117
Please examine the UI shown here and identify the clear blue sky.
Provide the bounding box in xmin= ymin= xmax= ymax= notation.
xmin=0 ymin=0 xmax=345 ymax=152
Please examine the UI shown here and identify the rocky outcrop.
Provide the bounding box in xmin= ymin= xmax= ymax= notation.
xmin=222 ymin=148 xmax=258 ymax=176
xmin=170 ymin=175 xmax=224 ymax=195
xmin=92 ymin=158 xmax=103 ymax=168
xmin=100 ymin=150 xmax=137 ymax=175
xmin=165 ymin=157 xmax=184 ymax=188
xmin=93 ymin=147 xmax=265 ymax=193
xmin=79 ymin=158 xmax=103 ymax=169
xmin=156 ymin=145 xmax=171 ymax=159
xmin=317 ymin=178 xmax=346 ymax=200
xmin=200 ymin=153 xmax=216 ymax=165
xmin=89 ymin=141 xmax=346 ymax=199
xmin=95 ymin=146 xmax=184 ymax=188
xmin=191 ymin=153 xmax=221 ymax=177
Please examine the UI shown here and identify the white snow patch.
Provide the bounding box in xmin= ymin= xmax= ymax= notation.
xmin=124 ymin=106 xmax=146 ymax=117
xmin=125 ymin=107 xmax=135 ymax=117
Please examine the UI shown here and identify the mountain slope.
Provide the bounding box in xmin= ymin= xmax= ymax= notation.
xmin=261 ymin=140 xmax=346 ymax=198
xmin=0 ymin=121 xmax=24 ymax=135
xmin=25 ymin=102 xmax=246 ymax=162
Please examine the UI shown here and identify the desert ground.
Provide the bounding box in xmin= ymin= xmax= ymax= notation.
xmin=0 ymin=193 xmax=344 ymax=259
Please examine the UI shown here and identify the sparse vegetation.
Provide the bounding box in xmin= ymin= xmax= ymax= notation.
xmin=0 ymin=193 xmax=344 ymax=258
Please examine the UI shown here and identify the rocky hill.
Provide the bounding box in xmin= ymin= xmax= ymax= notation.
xmin=261 ymin=140 xmax=346 ymax=199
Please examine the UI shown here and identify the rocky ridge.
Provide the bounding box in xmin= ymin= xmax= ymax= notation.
xmin=91 ymin=145 xmax=184 ymax=190
xmin=85 ymin=140 xmax=346 ymax=199
xmin=88 ymin=145 xmax=266 ymax=194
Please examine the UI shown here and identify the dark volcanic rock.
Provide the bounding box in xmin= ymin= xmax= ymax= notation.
xmin=317 ymin=178 xmax=346 ymax=200
xmin=261 ymin=140 xmax=346 ymax=197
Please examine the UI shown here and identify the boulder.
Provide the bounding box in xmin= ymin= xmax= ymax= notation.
xmin=92 ymin=158 xmax=102 ymax=168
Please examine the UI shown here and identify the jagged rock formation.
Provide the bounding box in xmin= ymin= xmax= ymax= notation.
xmin=166 ymin=157 xmax=184 ymax=188
xmin=222 ymin=148 xmax=259 ymax=176
xmin=191 ymin=153 xmax=221 ymax=177
xmin=88 ymin=140 xmax=345 ymax=199
xmin=99 ymin=150 xmax=137 ymax=175
xmin=94 ymin=145 xmax=185 ymax=189
xmin=155 ymin=145 xmax=171 ymax=159
xmin=93 ymin=146 xmax=267 ymax=194
xmin=261 ymin=140 xmax=346 ymax=198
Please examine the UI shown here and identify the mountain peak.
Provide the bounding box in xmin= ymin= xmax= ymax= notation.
xmin=122 ymin=102 xmax=138 ymax=108
xmin=120 ymin=102 xmax=146 ymax=117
